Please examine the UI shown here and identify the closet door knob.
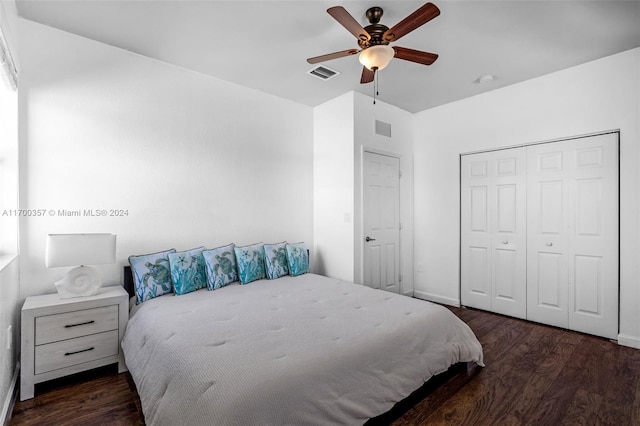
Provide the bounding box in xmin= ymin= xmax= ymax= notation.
xmin=365 ymin=236 xmax=376 ymax=242
xmin=502 ymin=241 xmax=508 ymax=245
xmin=546 ymin=242 xmax=553 ymax=246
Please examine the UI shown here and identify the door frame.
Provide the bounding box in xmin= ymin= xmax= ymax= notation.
xmin=458 ymin=129 xmax=620 ymax=331
xmin=358 ymin=148 xmax=403 ymax=293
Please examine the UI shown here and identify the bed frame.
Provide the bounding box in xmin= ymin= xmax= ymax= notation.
xmin=123 ymin=266 xmax=135 ymax=298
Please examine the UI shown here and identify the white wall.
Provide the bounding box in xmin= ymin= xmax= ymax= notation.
xmin=17 ymin=18 xmax=314 ymax=297
xmin=313 ymin=92 xmax=355 ymax=280
xmin=413 ymin=48 xmax=640 ymax=346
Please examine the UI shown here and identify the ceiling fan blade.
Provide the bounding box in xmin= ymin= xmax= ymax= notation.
xmin=383 ymin=2 xmax=440 ymax=42
xmin=360 ymin=66 xmax=375 ymax=84
xmin=393 ymin=46 xmax=439 ymax=66
xmin=307 ymin=49 xmax=359 ymax=64
xmin=327 ymin=6 xmax=371 ymax=42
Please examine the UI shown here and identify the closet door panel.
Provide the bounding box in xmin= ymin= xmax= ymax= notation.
xmin=527 ymin=144 xmax=569 ymax=329
xmin=535 ymin=252 xmax=565 ymax=309
xmin=470 ymin=186 xmax=489 ymax=232
xmin=527 ymin=133 xmax=618 ymax=338
xmin=496 ymin=184 xmax=517 ymax=232
xmin=539 ymin=180 xmax=564 ymax=235
xmin=494 ymin=247 xmax=517 ymax=299
xmin=461 ymin=154 xmax=492 ymax=311
xmin=467 ymin=246 xmax=490 ymax=294
xmin=573 ymin=255 xmax=602 ymax=315
xmin=461 ymin=148 xmax=526 ymax=318
xmin=491 ymin=149 xmax=527 ymax=319
xmin=567 ymin=134 xmax=618 ymax=339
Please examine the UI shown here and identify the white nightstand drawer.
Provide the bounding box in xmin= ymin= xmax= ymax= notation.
xmin=35 ymin=305 xmax=118 ymax=345
xmin=34 ymin=330 xmax=119 ymax=374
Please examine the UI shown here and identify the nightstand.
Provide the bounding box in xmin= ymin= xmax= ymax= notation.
xmin=20 ymin=286 xmax=129 ymax=401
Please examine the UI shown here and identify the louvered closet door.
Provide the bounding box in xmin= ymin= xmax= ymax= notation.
xmin=526 ymin=133 xmax=618 ymax=339
xmin=461 ymin=148 xmax=527 ymax=318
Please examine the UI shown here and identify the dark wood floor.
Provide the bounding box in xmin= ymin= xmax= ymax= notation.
xmin=10 ymin=306 xmax=640 ymax=425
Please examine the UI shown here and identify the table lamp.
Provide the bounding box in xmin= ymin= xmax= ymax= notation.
xmin=46 ymin=233 xmax=116 ymax=298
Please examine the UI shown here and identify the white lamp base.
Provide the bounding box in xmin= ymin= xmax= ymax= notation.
xmin=54 ymin=265 xmax=102 ymax=299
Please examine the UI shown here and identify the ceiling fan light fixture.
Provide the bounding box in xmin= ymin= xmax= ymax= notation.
xmin=359 ymin=45 xmax=394 ymax=71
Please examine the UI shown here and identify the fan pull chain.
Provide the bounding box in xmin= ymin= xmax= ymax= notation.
xmin=373 ymin=67 xmax=378 ymax=105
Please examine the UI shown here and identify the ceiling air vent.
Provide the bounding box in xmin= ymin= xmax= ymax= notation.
xmin=307 ymin=65 xmax=340 ymax=81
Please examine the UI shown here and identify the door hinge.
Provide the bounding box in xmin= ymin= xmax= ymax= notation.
xmin=399 ymin=222 xmax=403 ymax=230
xmin=399 ymin=170 xmax=403 ymax=179
xmin=399 ymin=274 xmax=403 ymax=283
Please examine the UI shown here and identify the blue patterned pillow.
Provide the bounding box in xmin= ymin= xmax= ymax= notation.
xmin=234 ymin=243 xmax=266 ymax=284
xmin=168 ymin=247 xmax=207 ymax=295
xmin=286 ymin=242 xmax=309 ymax=277
xmin=202 ymin=244 xmax=238 ymax=290
xmin=264 ymin=242 xmax=289 ymax=280
xmin=129 ymin=249 xmax=176 ymax=304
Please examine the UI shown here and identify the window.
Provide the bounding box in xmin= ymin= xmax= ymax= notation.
xmin=0 ymin=20 xmax=18 ymax=255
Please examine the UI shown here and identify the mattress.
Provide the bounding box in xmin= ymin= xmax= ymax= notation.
xmin=121 ymin=273 xmax=483 ymax=425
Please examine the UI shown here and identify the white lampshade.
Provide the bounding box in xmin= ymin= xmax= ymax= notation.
xmin=46 ymin=233 xmax=117 ymax=299
xmin=46 ymin=233 xmax=116 ymax=268
xmin=359 ymin=45 xmax=395 ymax=71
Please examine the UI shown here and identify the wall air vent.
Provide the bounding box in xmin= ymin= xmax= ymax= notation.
xmin=307 ymin=65 xmax=340 ymax=81
xmin=375 ymin=120 xmax=392 ymax=138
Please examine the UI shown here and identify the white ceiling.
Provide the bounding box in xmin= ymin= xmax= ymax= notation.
xmin=15 ymin=0 xmax=640 ymax=113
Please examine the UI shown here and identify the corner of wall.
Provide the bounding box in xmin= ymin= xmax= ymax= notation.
xmin=313 ymin=93 xmax=356 ymax=281
xmin=0 ymin=256 xmax=20 ymax=426
xmin=0 ymin=362 xmax=19 ymax=426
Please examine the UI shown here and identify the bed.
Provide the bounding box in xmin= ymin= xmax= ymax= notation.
xmin=121 ymin=271 xmax=483 ymax=425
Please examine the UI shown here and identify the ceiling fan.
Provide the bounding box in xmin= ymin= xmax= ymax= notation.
xmin=307 ymin=3 xmax=440 ymax=84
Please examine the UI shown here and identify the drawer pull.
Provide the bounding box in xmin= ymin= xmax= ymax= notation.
xmin=64 ymin=347 xmax=95 ymax=356
xmin=64 ymin=320 xmax=95 ymax=328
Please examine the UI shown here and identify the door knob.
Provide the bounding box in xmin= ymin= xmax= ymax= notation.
xmin=546 ymin=242 xmax=553 ymax=246
xmin=365 ymin=236 xmax=376 ymax=242
xmin=502 ymin=241 xmax=508 ymax=244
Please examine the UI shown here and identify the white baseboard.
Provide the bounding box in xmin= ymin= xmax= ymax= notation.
xmin=1 ymin=362 xmax=19 ymax=426
xmin=618 ymin=334 xmax=640 ymax=349
xmin=413 ymin=290 xmax=460 ymax=307
xmin=402 ymin=290 xmax=413 ymax=297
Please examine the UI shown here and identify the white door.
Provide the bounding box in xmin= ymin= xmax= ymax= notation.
xmin=461 ymin=152 xmax=493 ymax=311
xmin=527 ymin=133 xmax=618 ymax=338
xmin=461 ymin=148 xmax=527 ymax=318
xmin=363 ymin=151 xmax=400 ymax=293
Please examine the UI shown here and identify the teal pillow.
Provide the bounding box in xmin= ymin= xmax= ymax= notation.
xmin=202 ymin=244 xmax=238 ymax=290
xmin=234 ymin=243 xmax=266 ymax=284
xmin=168 ymin=247 xmax=207 ymax=295
xmin=264 ymin=242 xmax=289 ymax=280
xmin=129 ymin=249 xmax=176 ymax=304
xmin=286 ymin=242 xmax=309 ymax=277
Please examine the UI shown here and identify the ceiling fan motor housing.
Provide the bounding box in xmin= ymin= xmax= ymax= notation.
xmin=360 ymin=7 xmax=391 ymax=49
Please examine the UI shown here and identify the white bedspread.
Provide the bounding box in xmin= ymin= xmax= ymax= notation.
xmin=122 ymin=273 xmax=483 ymax=425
